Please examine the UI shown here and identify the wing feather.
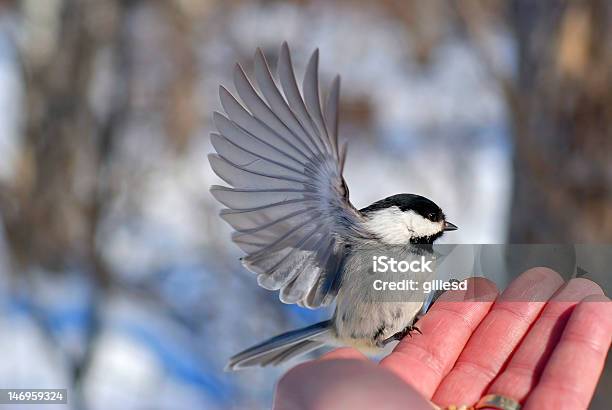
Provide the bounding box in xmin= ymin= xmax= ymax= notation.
xmin=238 ymin=217 xmax=322 ymax=259
xmin=210 ymin=43 xmax=367 ymax=308
xmin=210 ymin=186 xmax=310 ymax=209
xmin=210 ymin=134 xmax=306 ymax=180
xmin=278 ymin=43 xmax=327 ymax=154
xmin=208 ymin=154 xmax=303 ymax=190
xmin=213 ymin=112 xmax=303 ymax=169
xmin=233 ymin=64 xmax=316 ymax=157
xmin=220 ymin=201 xmax=317 ymax=231
xmin=280 ymin=235 xmax=330 ymax=305
xmin=254 ymin=49 xmax=321 ymax=156
xmin=324 ymin=76 xmax=341 ymax=155
xmin=257 ymin=230 xmax=322 ymax=290
xmin=303 ymin=49 xmax=334 ymax=154
xmin=219 ymin=87 xmax=309 ymax=163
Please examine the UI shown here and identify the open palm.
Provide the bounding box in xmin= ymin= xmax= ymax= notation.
xmin=274 ymin=268 xmax=611 ymax=410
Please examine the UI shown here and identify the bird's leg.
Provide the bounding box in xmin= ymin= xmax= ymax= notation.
xmin=380 ymin=322 xmax=422 ymax=346
xmin=379 ymin=278 xmax=464 ymax=347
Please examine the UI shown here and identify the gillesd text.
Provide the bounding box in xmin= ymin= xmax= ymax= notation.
xmin=371 ymin=256 xmax=467 ymax=293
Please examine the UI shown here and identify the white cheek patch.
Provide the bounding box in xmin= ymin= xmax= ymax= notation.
xmin=363 ymin=207 xmax=443 ymax=244
xmin=402 ymin=210 xmax=444 ymax=238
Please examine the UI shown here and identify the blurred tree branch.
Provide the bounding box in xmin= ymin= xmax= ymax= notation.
xmin=3 ymin=0 xmax=116 ymax=274
xmin=0 ymin=0 xmax=207 ymax=398
xmin=0 ymin=0 xmax=132 ymax=407
xmin=507 ymin=0 xmax=612 ymax=241
xmin=453 ymin=0 xmax=612 ymax=241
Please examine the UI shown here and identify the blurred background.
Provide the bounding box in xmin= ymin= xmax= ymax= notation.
xmin=0 ymin=0 xmax=610 ymax=409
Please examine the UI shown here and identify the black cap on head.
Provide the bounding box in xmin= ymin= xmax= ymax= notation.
xmin=360 ymin=194 xmax=445 ymax=222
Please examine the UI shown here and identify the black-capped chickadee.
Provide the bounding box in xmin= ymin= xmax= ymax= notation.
xmin=208 ymin=43 xmax=458 ymax=370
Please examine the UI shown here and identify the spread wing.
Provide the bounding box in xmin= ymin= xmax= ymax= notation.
xmin=209 ymin=42 xmax=367 ymax=308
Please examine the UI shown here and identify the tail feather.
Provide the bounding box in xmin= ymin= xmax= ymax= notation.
xmin=241 ymin=340 xmax=325 ymax=368
xmin=226 ymin=320 xmax=332 ymax=371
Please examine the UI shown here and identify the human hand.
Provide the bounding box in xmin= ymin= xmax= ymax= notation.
xmin=274 ymin=268 xmax=611 ymax=410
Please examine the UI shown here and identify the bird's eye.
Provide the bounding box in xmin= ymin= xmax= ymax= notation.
xmin=428 ymin=213 xmax=435 ymax=219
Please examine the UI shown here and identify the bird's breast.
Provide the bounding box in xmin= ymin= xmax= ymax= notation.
xmin=332 ymin=242 xmax=434 ymax=347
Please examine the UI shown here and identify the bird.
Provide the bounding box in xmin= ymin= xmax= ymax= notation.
xmin=208 ymin=42 xmax=458 ymax=370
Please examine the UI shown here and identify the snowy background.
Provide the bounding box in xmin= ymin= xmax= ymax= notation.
xmin=0 ymin=1 xmax=609 ymax=409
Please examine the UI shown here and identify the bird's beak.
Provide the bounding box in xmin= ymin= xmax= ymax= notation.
xmin=443 ymin=221 xmax=458 ymax=231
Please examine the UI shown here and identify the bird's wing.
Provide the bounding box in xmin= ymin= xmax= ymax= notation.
xmin=209 ymin=42 xmax=367 ymax=308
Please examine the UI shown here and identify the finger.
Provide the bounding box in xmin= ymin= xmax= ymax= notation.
xmin=433 ymin=267 xmax=565 ymax=406
xmin=487 ymin=278 xmax=603 ymax=402
xmin=274 ymin=359 xmax=435 ymax=410
xmin=319 ymin=347 xmax=368 ymax=361
xmin=380 ymin=277 xmax=497 ymax=398
xmin=524 ymin=294 xmax=612 ymax=410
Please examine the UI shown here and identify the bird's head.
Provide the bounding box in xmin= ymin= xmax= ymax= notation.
xmin=360 ymin=194 xmax=458 ymax=245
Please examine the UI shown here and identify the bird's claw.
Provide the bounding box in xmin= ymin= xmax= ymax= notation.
xmin=381 ymin=324 xmax=422 ymax=346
